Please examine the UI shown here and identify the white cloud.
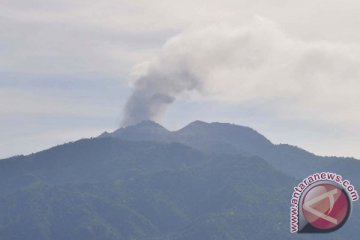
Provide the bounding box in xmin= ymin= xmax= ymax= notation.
xmin=2 ymin=0 xmax=360 ymax=76
xmin=125 ymin=18 xmax=360 ymax=129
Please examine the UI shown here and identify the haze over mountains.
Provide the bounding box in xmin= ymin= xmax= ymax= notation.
xmin=0 ymin=120 xmax=359 ymax=239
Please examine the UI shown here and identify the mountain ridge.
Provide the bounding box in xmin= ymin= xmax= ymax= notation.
xmin=98 ymin=120 xmax=359 ymax=181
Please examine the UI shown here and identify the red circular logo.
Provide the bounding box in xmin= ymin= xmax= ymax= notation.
xmin=301 ymin=183 xmax=350 ymax=231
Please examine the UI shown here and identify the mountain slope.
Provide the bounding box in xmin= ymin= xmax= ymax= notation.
xmin=0 ymin=138 xmax=299 ymax=240
xmin=0 ymin=121 xmax=359 ymax=239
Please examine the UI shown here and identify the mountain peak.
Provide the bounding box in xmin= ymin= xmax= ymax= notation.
xmin=101 ymin=120 xmax=273 ymax=154
xmin=131 ymin=120 xmax=167 ymax=130
xmin=102 ymin=120 xmax=171 ymax=142
xmin=178 ymin=120 xmax=255 ymax=134
xmin=185 ymin=120 xmax=209 ymax=127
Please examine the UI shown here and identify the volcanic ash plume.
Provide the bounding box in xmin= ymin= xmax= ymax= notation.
xmin=121 ymin=17 xmax=360 ymax=127
xmin=121 ymin=60 xmax=202 ymax=126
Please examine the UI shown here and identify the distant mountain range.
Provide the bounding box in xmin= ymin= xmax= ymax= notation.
xmin=0 ymin=120 xmax=359 ymax=239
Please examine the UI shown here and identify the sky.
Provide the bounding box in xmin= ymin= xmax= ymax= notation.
xmin=1 ymin=0 xmax=359 ymax=159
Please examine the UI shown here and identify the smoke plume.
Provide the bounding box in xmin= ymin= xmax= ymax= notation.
xmin=122 ymin=17 xmax=360 ymax=127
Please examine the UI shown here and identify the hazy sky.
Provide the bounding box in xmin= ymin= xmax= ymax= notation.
xmin=1 ymin=0 xmax=359 ymax=159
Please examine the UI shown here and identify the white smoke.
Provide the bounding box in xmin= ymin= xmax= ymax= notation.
xmin=122 ymin=17 xmax=360 ymax=127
